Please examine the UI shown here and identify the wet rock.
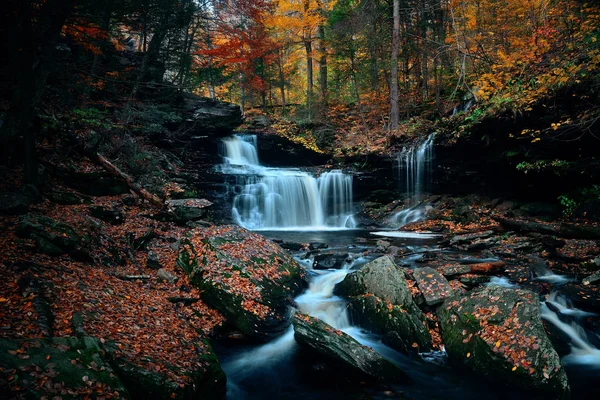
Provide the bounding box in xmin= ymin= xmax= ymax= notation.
xmin=308 ymin=242 xmax=328 ymax=250
xmin=16 ymin=214 xmax=88 ymax=256
xmin=0 ymin=336 xmax=129 ymax=399
xmin=313 ymin=252 xmax=349 ymax=270
xmin=89 ymin=205 xmax=124 ymax=225
xmin=335 ymin=256 xmax=412 ymax=304
xmin=292 ymin=313 xmax=408 ymax=381
xmin=458 ymin=274 xmax=491 ymax=287
xmin=177 ymin=225 xmax=305 ymax=340
xmin=441 ymin=265 xmax=471 ymax=277
xmin=160 ymin=198 xmax=212 ymax=224
xmin=347 ymin=295 xmax=432 ymax=353
xmin=413 ymin=267 xmax=453 ymax=306
xmin=583 ymin=270 xmax=600 ymax=286
xmin=181 ymin=95 xmax=242 ymax=135
xmin=278 ymin=241 xmax=306 ymax=251
xmin=438 ymin=286 xmax=569 ymax=397
xmin=0 ymin=192 xmax=30 ymax=215
xmin=449 ymin=230 xmax=495 ymax=247
xmin=376 ymin=239 xmax=391 ymax=252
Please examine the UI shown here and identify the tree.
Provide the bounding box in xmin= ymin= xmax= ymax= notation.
xmin=390 ymin=0 xmax=400 ymax=130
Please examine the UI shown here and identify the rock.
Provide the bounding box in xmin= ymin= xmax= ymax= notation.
xmin=441 ymin=265 xmax=471 ymax=277
xmin=0 ymin=336 xmax=129 ymax=399
xmin=347 ymin=295 xmax=432 ymax=353
xmin=248 ymin=115 xmax=270 ymax=128
xmin=161 ymin=198 xmax=212 ymax=224
xmin=103 ymin=339 xmax=226 ymax=399
xmin=335 ymin=256 xmax=412 ymax=305
xmin=335 ymin=256 xmax=432 ymax=353
xmin=16 ymin=214 xmax=88 ymax=256
xmin=453 ymin=204 xmax=476 ymax=223
xmin=55 ymin=166 xmax=129 ymax=196
xmin=181 ymin=95 xmax=242 ymax=134
xmin=517 ymin=202 xmax=561 ymax=218
xmin=308 ymin=242 xmax=328 ymax=250
xmin=387 ymin=245 xmax=402 ymax=256
xmin=458 ymin=274 xmax=491 ymax=287
xmin=437 ymin=286 xmax=569 ymax=397
xmin=494 ymin=200 xmax=516 ymax=212
xmin=177 ymin=225 xmax=305 ymax=340
xmin=147 ymin=250 xmax=161 ymax=270
xmin=313 ymin=252 xmax=349 ymax=270
xmin=413 ymin=267 xmax=453 ymax=306
xmin=449 ymin=230 xmax=495 ymax=246
xmin=292 ymin=313 xmax=408 ymax=381
xmin=0 ymin=192 xmax=30 ymax=215
xmin=278 ymin=241 xmax=306 ymax=251
xmin=376 ymin=239 xmax=391 ymax=251
xmin=47 ymin=190 xmax=91 ymax=205
xmin=89 ymin=205 xmax=125 ymax=225
xmin=157 ymin=268 xmax=177 ymax=283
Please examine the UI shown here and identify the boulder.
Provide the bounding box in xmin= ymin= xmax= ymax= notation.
xmin=413 ymin=267 xmax=453 ymax=306
xmin=16 ymin=214 xmax=88 ymax=256
xmin=177 ymin=225 xmax=305 ymax=340
xmin=292 ymin=313 xmax=407 ymax=381
xmin=147 ymin=250 xmax=161 ymax=270
xmin=0 ymin=337 xmax=129 ymax=399
xmin=335 ymin=256 xmax=433 ymax=353
xmin=437 ymin=286 xmax=569 ymax=397
xmin=313 ymin=252 xmax=349 ymax=270
xmin=157 ymin=268 xmax=177 ymax=283
xmin=0 ymin=192 xmax=29 ymax=215
xmin=47 ymin=190 xmax=91 ymax=205
xmin=335 ymin=256 xmax=412 ymax=305
xmin=103 ymin=339 xmax=226 ymax=399
xmin=347 ymin=295 xmax=432 ymax=353
xmin=181 ymin=95 xmax=242 ymax=135
xmin=161 ymin=198 xmax=212 ymax=224
xmin=248 ymin=115 xmax=270 ymax=128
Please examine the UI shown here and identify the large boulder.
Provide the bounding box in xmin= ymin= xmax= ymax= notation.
xmin=181 ymin=95 xmax=242 ymax=135
xmin=0 ymin=337 xmax=129 ymax=399
xmin=335 ymin=256 xmax=432 ymax=353
xmin=103 ymin=339 xmax=226 ymax=400
xmin=292 ymin=313 xmax=407 ymax=381
xmin=177 ymin=225 xmax=305 ymax=340
xmin=334 ymin=256 xmax=413 ymax=305
xmin=16 ymin=214 xmax=89 ymax=256
xmin=437 ymin=286 xmax=569 ymax=397
xmin=347 ymin=294 xmax=432 ymax=353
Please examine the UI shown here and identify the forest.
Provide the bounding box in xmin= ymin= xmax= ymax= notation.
xmin=1 ymin=0 xmax=600 ymax=399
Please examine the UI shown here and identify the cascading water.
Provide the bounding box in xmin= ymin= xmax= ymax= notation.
xmin=391 ymin=134 xmax=435 ymax=226
xmin=219 ymin=134 xmax=356 ymax=230
xmin=541 ymin=292 xmax=600 ymax=367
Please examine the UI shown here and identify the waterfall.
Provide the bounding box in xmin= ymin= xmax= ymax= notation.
xmin=541 ymin=292 xmax=600 ymax=367
xmin=219 ymin=134 xmax=356 ymax=230
xmin=391 ymin=134 xmax=435 ymax=227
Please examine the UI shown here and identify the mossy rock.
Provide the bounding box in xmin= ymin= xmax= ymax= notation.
xmin=292 ymin=313 xmax=408 ymax=382
xmin=16 ymin=214 xmax=89 ymax=256
xmin=437 ymin=286 xmax=569 ymax=397
xmin=177 ymin=225 xmax=305 ymax=340
xmin=102 ymin=340 xmax=226 ymax=400
xmin=348 ymin=295 xmax=432 ymax=354
xmin=0 ymin=336 xmax=129 ymax=399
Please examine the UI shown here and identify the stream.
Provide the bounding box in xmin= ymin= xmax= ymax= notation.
xmin=214 ymin=134 xmax=600 ymax=399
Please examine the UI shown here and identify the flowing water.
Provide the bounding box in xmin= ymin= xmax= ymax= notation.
xmin=218 ymin=134 xmax=355 ymax=230
xmin=391 ymin=134 xmax=435 ymax=227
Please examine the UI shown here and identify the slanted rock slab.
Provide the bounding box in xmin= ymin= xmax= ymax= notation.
xmin=414 ymin=267 xmax=453 ymax=306
xmin=292 ymin=313 xmax=408 ymax=382
xmin=437 ymin=286 xmax=569 ymax=397
xmin=162 ymin=198 xmax=213 ymax=224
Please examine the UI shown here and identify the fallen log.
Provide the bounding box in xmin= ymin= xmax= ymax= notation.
xmin=492 ymin=215 xmax=600 ymax=240
xmin=96 ymin=153 xmax=163 ymax=207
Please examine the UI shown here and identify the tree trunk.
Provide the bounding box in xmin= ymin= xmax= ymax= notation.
xmin=390 ymin=0 xmax=400 ymax=130
xmin=318 ymin=25 xmax=328 ymax=104
xmin=305 ymin=34 xmax=314 ymax=111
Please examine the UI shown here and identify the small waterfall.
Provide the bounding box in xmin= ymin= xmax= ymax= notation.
xmin=541 ymin=292 xmax=600 ymax=367
xmin=392 ymin=134 xmax=435 ymax=227
xmin=219 ymin=134 xmax=355 ymax=230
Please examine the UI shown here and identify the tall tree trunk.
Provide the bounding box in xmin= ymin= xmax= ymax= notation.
xmin=390 ymin=0 xmax=400 ymax=130
xmin=277 ymin=48 xmax=286 ymax=115
xmin=304 ymin=33 xmax=314 ymax=111
xmin=318 ymin=25 xmax=328 ymax=104
xmin=420 ymin=0 xmax=429 ymax=100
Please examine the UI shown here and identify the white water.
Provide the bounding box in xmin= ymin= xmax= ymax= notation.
xmin=219 ymin=134 xmax=356 ymax=230
xmin=541 ymin=292 xmax=600 ymax=367
xmin=392 ymin=134 xmax=435 ymax=227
